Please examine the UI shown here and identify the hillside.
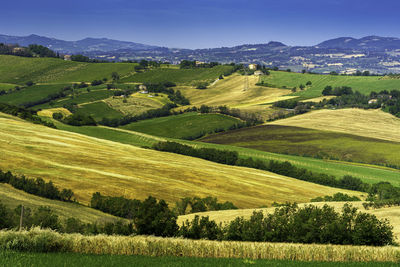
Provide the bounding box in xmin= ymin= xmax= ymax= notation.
xmin=269 ymin=108 xmax=400 ymax=143
xmin=260 ymin=71 xmax=400 ymax=98
xmin=0 ymin=112 xmax=360 ymax=208
xmin=0 ymin=184 xmax=121 ymax=224
xmin=200 ymin=124 xmax=400 ymax=168
xmin=178 ymin=202 xmax=400 ymax=240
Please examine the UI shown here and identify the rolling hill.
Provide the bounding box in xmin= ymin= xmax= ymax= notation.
xmin=0 ymin=112 xmax=361 ymax=208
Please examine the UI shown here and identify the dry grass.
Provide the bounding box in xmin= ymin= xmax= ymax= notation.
xmin=300 ymin=96 xmax=336 ymax=102
xmin=0 ymin=112 xmax=360 ymax=207
xmin=269 ymin=108 xmax=400 ymax=143
xmin=37 ymin=108 xmax=72 ymax=118
xmin=179 ymin=74 xmax=292 ymax=108
xmin=0 ymin=184 xmax=120 ymax=224
xmin=2 ymin=228 xmax=400 ymax=262
xmin=178 ymin=202 xmax=400 ymax=241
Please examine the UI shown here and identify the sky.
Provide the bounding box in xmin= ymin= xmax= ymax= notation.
xmin=1 ymin=0 xmax=400 ymax=49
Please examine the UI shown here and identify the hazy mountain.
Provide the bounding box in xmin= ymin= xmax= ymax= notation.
xmin=0 ymin=34 xmax=159 ymax=53
xmin=317 ymin=36 xmax=400 ymax=50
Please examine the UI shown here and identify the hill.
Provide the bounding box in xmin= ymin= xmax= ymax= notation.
xmin=120 ymin=112 xmax=242 ymax=139
xmin=0 ymin=112 xmax=359 ymax=208
xmin=200 ymin=124 xmax=400 ymax=168
xmin=260 ymin=71 xmax=400 ymax=98
xmin=0 ymin=184 xmax=121 ymax=224
xmin=269 ymin=108 xmax=400 ymax=143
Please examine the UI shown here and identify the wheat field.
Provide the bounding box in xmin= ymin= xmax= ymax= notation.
xmin=0 ymin=112 xmax=360 ymax=207
xmin=269 ymin=108 xmax=400 ymax=143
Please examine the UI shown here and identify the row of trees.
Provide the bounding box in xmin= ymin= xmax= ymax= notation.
xmin=152 ymin=141 xmax=370 ymax=192
xmin=0 ymin=170 xmax=74 ymax=202
xmin=0 ymin=43 xmax=57 ymax=58
xmin=0 ymin=103 xmax=55 ymax=128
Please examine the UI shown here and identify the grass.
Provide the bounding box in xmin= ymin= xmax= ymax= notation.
xmin=104 ymin=92 xmax=170 ymax=116
xmin=120 ymin=112 xmax=242 ymax=139
xmin=48 ymin=114 xmax=400 ymax=187
xmin=269 ymin=108 xmax=400 ymax=143
xmin=260 ymin=71 xmax=400 ymax=98
xmin=121 ymin=65 xmax=234 ymax=84
xmin=1 ymin=229 xmax=400 ymax=263
xmin=0 ymin=83 xmax=16 ymax=90
xmin=0 ymin=184 xmax=121 ymax=224
xmin=0 ymin=55 xmax=137 ymax=84
xmin=200 ymin=125 xmax=400 ymax=168
xmin=77 ymin=101 xmax=124 ymax=121
xmin=0 ymin=84 xmax=70 ymax=106
xmin=1 ymin=251 xmax=399 ymax=266
xmin=0 ymin=112 xmax=359 ymax=207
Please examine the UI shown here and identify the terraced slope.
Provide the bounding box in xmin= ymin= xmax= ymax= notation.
xmin=269 ymin=108 xmax=400 ymax=143
xmin=0 ymin=113 xmax=359 ymax=208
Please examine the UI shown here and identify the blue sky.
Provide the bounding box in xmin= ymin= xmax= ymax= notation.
xmin=1 ymin=0 xmax=400 ymax=48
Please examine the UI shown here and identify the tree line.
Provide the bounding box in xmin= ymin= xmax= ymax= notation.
xmin=0 ymin=103 xmax=55 ymax=128
xmin=0 ymin=170 xmax=75 ymax=202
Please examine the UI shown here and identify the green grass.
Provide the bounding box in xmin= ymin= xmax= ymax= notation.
xmin=0 ymin=55 xmax=137 ymax=84
xmin=260 ymin=71 xmax=400 ymax=98
xmin=121 ymin=65 xmax=234 ymax=84
xmin=0 ymin=84 xmax=70 ymax=106
xmin=77 ymin=102 xmax=124 ymax=121
xmin=0 ymin=83 xmax=16 ymax=91
xmin=51 ymin=119 xmax=400 ymax=186
xmin=1 ymin=252 xmax=397 ymax=267
xmin=200 ymin=125 xmax=400 ymax=168
xmin=120 ymin=112 xmax=242 ymax=139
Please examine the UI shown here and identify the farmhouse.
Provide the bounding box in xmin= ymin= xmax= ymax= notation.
xmin=254 ymin=70 xmax=263 ymax=76
xmin=368 ymin=99 xmax=378 ymax=104
xmin=64 ymin=55 xmax=72 ymax=61
xmin=248 ymin=64 xmax=257 ymax=70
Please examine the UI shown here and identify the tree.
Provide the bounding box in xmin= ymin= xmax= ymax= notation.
xmin=111 ymin=72 xmax=120 ymax=82
xmin=306 ymin=81 xmax=312 ymax=86
xmin=31 ymin=206 xmax=60 ymax=230
xmin=299 ymin=84 xmax=305 ymax=90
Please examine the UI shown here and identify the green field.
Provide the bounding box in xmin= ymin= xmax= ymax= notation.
xmin=77 ymin=101 xmax=124 ymax=121
xmin=1 ymin=252 xmax=397 ymax=267
xmin=0 ymin=84 xmax=70 ymax=106
xmin=260 ymin=71 xmax=400 ymax=98
xmin=0 ymin=83 xmax=16 ymax=91
xmin=0 ymin=55 xmax=137 ymax=84
xmin=200 ymin=125 xmax=400 ymax=168
xmin=120 ymin=112 xmax=242 ymax=139
xmin=121 ymin=65 xmax=234 ymax=84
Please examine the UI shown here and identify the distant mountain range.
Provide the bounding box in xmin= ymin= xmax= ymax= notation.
xmin=3 ymin=34 xmax=400 ymax=74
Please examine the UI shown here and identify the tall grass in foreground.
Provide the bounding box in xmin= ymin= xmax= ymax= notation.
xmin=1 ymin=228 xmax=400 ymax=262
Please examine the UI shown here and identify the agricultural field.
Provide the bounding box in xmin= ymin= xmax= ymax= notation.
xmin=270 ymin=108 xmax=400 ymax=143
xmin=0 ymin=55 xmax=137 ymax=84
xmin=0 ymin=184 xmax=121 ymax=224
xmin=178 ymin=202 xmax=400 ymax=241
xmin=1 ymin=252 xmax=398 ymax=267
xmin=0 ymin=83 xmax=16 ymax=91
xmin=120 ymin=65 xmax=234 ymax=84
xmin=200 ymin=125 xmax=400 ymax=167
xmin=120 ymin=112 xmax=242 ymax=139
xmin=1 ymin=229 xmax=400 ymax=263
xmin=260 ymin=71 xmax=400 ymax=98
xmin=104 ymin=92 xmax=171 ymax=116
xmin=0 ymin=112 xmax=356 ymax=207
xmin=76 ymin=101 xmax=124 ymax=121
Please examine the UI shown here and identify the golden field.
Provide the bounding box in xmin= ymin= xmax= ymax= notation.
xmin=1 ymin=228 xmax=400 ymax=262
xmin=269 ymin=108 xmax=400 ymax=143
xmin=0 ymin=112 xmax=360 ymax=207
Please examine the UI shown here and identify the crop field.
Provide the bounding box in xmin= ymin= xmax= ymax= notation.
xmin=0 ymin=55 xmax=137 ymax=84
xmin=47 ymin=116 xmax=400 ymax=186
xmin=1 ymin=229 xmax=400 ymax=263
xmin=104 ymin=93 xmax=170 ymax=116
xmin=120 ymin=65 xmax=234 ymax=84
xmin=0 ymin=83 xmax=16 ymax=90
xmin=200 ymin=125 xmax=400 ymax=167
xmin=0 ymin=83 xmax=70 ymax=106
xmin=260 ymin=71 xmax=400 ymax=98
xmin=178 ymin=202 xmax=400 ymax=241
xmin=1 ymin=252 xmax=398 ymax=267
xmin=77 ymin=101 xmax=124 ymax=121
xmin=270 ymin=108 xmax=400 ymax=143
xmin=0 ymin=184 xmax=121 ymax=224
xmin=121 ymin=112 xmax=242 ymax=139
xmin=37 ymin=107 xmax=72 ymax=118
xmin=179 ymin=74 xmax=293 ymax=108
xmin=0 ymin=112 xmax=355 ymax=207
